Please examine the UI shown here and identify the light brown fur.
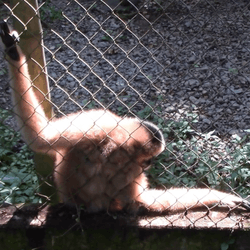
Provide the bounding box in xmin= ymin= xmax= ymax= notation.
xmin=1 ymin=25 xmax=249 ymax=214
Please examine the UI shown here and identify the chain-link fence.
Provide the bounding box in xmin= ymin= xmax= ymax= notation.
xmin=0 ymin=0 xmax=250 ymax=234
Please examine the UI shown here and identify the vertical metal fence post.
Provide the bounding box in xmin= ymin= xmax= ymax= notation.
xmin=9 ymin=0 xmax=59 ymax=203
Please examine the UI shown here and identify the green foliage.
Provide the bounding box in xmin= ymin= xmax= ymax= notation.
xmin=40 ymin=0 xmax=62 ymax=21
xmin=0 ymin=68 xmax=7 ymax=76
xmin=0 ymin=109 xmax=39 ymax=204
xmin=228 ymin=68 xmax=238 ymax=75
xmin=101 ymin=30 xmax=113 ymax=41
xmin=140 ymin=105 xmax=250 ymax=197
xmin=127 ymin=98 xmax=250 ymax=196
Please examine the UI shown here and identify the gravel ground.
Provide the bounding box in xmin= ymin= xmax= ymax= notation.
xmin=1 ymin=0 xmax=250 ymax=138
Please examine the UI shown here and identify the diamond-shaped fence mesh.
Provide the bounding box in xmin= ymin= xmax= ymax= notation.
xmin=0 ymin=0 xmax=250 ymax=231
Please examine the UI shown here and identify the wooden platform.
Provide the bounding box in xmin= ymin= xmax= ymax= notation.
xmin=0 ymin=204 xmax=250 ymax=250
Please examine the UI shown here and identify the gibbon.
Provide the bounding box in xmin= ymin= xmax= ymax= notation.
xmin=1 ymin=20 xmax=250 ymax=214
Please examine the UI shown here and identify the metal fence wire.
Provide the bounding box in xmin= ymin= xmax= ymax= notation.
xmin=0 ymin=0 xmax=250 ymax=230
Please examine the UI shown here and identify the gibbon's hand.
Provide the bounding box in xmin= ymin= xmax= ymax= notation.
xmin=0 ymin=20 xmax=20 ymax=61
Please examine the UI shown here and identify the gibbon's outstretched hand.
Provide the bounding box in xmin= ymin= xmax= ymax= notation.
xmin=1 ymin=20 xmax=250 ymax=214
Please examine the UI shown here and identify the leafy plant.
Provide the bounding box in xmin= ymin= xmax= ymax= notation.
xmin=101 ymin=30 xmax=113 ymax=41
xmin=145 ymin=107 xmax=250 ymax=197
xmin=125 ymin=96 xmax=249 ymax=197
xmin=40 ymin=0 xmax=62 ymax=21
xmin=0 ymin=109 xmax=39 ymax=204
xmin=0 ymin=68 xmax=7 ymax=76
xmin=228 ymin=68 xmax=238 ymax=74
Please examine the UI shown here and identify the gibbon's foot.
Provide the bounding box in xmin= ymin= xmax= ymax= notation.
xmin=233 ymin=199 xmax=250 ymax=211
xmin=0 ymin=20 xmax=20 ymax=61
xmin=214 ymin=193 xmax=250 ymax=212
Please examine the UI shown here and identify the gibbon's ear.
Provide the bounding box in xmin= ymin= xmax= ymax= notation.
xmin=0 ymin=20 xmax=20 ymax=61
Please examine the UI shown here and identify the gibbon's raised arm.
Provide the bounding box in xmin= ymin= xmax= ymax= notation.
xmin=1 ymin=20 xmax=250 ymax=214
xmin=0 ymin=21 xmax=157 ymax=153
xmin=0 ymin=21 xmax=109 ymax=152
xmin=0 ymin=20 xmax=60 ymax=152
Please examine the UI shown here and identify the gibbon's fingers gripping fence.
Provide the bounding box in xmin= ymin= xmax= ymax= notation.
xmin=0 ymin=0 xmax=250 ymax=232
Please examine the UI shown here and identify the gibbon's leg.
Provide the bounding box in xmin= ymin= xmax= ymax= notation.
xmin=137 ymin=188 xmax=250 ymax=213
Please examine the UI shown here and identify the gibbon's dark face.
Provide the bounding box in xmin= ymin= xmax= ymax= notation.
xmin=119 ymin=119 xmax=165 ymax=168
xmin=142 ymin=121 xmax=165 ymax=147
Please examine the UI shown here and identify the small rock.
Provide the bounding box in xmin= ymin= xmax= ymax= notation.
xmin=189 ymin=96 xmax=198 ymax=104
xmin=203 ymin=118 xmax=211 ymax=124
